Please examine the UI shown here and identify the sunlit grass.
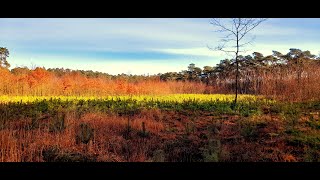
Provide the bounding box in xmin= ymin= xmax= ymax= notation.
xmin=0 ymin=94 xmax=270 ymax=104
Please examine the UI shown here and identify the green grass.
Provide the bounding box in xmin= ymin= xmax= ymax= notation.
xmin=0 ymin=94 xmax=272 ymax=121
xmin=0 ymin=94 xmax=266 ymax=104
xmin=1 ymin=94 xmax=320 ymax=162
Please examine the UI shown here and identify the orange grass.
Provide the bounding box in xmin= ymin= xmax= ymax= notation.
xmin=0 ymin=110 xmax=166 ymax=162
xmin=0 ymin=67 xmax=211 ymax=96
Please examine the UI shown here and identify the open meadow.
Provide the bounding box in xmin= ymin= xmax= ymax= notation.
xmin=1 ymin=18 xmax=320 ymax=162
xmin=0 ymin=94 xmax=319 ymax=162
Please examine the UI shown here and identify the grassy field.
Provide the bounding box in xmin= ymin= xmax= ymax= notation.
xmin=0 ymin=94 xmax=264 ymax=103
xmin=0 ymin=94 xmax=320 ymax=162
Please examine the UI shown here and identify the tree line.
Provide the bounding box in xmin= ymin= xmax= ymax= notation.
xmin=1 ymin=46 xmax=320 ymax=101
xmin=161 ymin=48 xmax=320 ymax=101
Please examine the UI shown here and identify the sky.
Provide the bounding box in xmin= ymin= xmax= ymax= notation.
xmin=1 ymin=18 xmax=320 ymax=75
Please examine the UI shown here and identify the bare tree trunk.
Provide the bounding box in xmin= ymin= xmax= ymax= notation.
xmin=233 ymin=32 xmax=239 ymax=108
xmin=234 ymin=61 xmax=239 ymax=106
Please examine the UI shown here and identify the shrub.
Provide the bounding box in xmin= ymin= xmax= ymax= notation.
xmin=76 ymin=123 xmax=94 ymax=144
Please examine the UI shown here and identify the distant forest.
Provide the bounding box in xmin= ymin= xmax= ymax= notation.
xmin=1 ymin=48 xmax=320 ymax=101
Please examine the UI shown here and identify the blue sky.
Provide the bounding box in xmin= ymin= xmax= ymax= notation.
xmin=1 ymin=18 xmax=320 ymax=75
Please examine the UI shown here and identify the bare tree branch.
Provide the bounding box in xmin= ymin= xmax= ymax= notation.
xmin=238 ymin=36 xmax=256 ymax=47
xmin=239 ymin=19 xmax=267 ymax=41
xmin=210 ymin=19 xmax=237 ymax=37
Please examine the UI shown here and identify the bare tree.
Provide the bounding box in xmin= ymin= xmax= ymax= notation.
xmin=209 ymin=18 xmax=267 ymax=108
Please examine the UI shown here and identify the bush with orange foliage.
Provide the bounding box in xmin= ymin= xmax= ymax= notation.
xmin=0 ymin=67 xmax=212 ymax=96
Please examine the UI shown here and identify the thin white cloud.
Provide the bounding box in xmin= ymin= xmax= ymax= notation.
xmin=251 ymin=22 xmax=300 ymax=36
xmin=10 ymin=51 xmax=220 ymax=75
xmin=250 ymin=43 xmax=320 ymax=56
xmin=151 ymin=47 xmax=224 ymax=58
xmin=9 ymin=54 xmax=195 ymax=75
